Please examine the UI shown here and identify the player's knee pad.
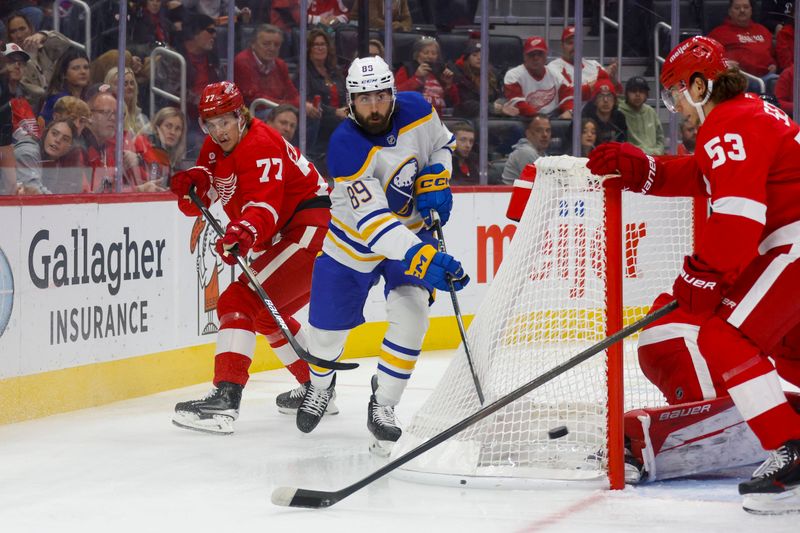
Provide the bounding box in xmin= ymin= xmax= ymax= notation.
xmin=385 ymin=285 xmax=430 ymax=346
xmin=306 ymin=324 xmax=348 ymax=359
xmin=217 ymin=281 xmax=260 ymax=323
xmin=697 ymin=316 xmax=762 ymax=386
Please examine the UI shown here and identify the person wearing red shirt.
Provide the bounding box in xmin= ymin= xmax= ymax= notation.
xmin=395 ymin=36 xmax=459 ymax=115
xmin=587 ymin=36 xmax=800 ymax=514
xmin=233 ymin=24 xmax=307 ymax=112
xmin=776 ymin=22 xmax=795 ymax=71
xmin=169 ymin=81 xmax=333 ymax=435
xmin=775 ymin=62 xmax=795 ymax=114
xmin=708 ymin=0 xmax=777 ymax=78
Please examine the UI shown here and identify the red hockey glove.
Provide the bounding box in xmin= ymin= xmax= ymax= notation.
xmin=672 ymin=255 xmax=723 ymax=316
xmin=214 ymin=220 xmax=258 ymax=265
xmin=586 ymin=142 xmax=656 ymax=194
xmin=170 ymin=166 xmax=213 ymax=200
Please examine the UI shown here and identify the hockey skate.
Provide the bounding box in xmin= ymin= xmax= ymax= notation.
xmin=296 ymin=375 xmax=336 ymax=433
xmin=172 ymin=381 xmax=243 ymax=435
xmin=276 ymin=381 xmax=339 ymax=416
xmin=739 ymin=439 xmax=800 ymax=515
xmin=368 ymin=375 xmax=402 ymax=457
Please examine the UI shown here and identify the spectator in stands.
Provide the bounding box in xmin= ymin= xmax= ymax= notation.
xmin=105 ymin=67 xmax=149 ymax=136
xmin=775 ymin=61 xmax=795 ymax=114
xmin=617 ymin=76 xmax=664 ymax=155
xmin=760 ymin=0 xmax=794 ymax=34
xmin=135 ymin=106 xmax=186 ymax=187
xmin=582 ymin=79 xmax=627 ymax=146
xmin=1 ymin=42 xmax=29 ymax=98
xmin=776 ymin=16 xmax=794 ymax=71
xmin=159 ymin=12 xmax=224 ymax=154
xmin=395 ymin=36 xmax=458 ymax=115
xmin=547 ymin=26 xmax=620 ymax=119
xmin=234 ymin=24 xmax=303 ymax=111
xmin=580 ymin=117 xmax=598 ymax=157
xmin=4 ymin=11 xmax=72 ymax=111
xmin=302 ymin=28 xmax=347 ymax=155
xmin=270 ymin=0 xmax=347 ymax=31
xmin=452 ymin=40 xmax=501 ymax=118
xmin=450 ymin=122 xmax=479 ymax=185
xmin=504 ymin=36 xmax=571 ymax=119
xmin=83 ymin=89 xmax=162 ymax=193
xmin=40 ymin=47 xmax=90 ymax=124
xmin=14 ymin=119 xmax=87 ymax=195
xmin=677 ymin=117 xmax=697 ymax=156
xmin=308 ymin=0 xmax=349 ymax=26
xmin=350 ymin=0 xmax=412 ymax=31
xmin=501 ymin=113 xmax=551 ymax=185
xmin=128 ymin=0 xmax=176 ymax=57
xmin=181 ymin=0 xmax=251 ymax=23
xmin=369 ymin=39 xmax=385 ymax=58
xmin=266 ymin=103 xmax=299 ymax=142
xmin=52 ymin=95 xmax=91 ymax=138
xmin=708 ymin=0 xmax=778 ymax=81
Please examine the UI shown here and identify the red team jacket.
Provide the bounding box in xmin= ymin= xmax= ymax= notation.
xmin=180 ymin=119 xmax=330 ymax=252
xmin=708 ymin=18 xmax=776 ymax=77
xmin=651 ymin=93 xmax=800 ymax=277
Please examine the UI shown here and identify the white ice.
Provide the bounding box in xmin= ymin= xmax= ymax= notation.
xmin=0 ymin=350 xmax=796 ymax=533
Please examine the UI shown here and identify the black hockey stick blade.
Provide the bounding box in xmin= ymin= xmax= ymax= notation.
xmin=187 ymin=187 xmax=357 ymax=371
xmin=430 ymin=210 xmax=485 ymax=405
xmin=270 ymin=300 xmax=678 ymax=509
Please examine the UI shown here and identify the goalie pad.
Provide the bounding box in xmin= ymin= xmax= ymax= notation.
xmin=624 ymin=393 xmax=800 ymax=482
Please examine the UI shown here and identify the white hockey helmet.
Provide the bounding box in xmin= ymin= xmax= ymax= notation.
xmin=346 ymin=56 xmax=396 ymax=108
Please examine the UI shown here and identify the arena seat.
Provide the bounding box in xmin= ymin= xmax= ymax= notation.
xmin=486 ymin=118 xmax=526 ymax=158
xmin=488 ymin=35 xmax=523 ymax=78
xmin=438 ymin=33 xmax=471 ymax=63
xmin=334 ymin=26 xmax=381 ymax=64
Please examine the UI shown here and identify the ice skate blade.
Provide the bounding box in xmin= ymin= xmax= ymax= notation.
xmin=742 ymin=485 xmax=800 ymax=515
xmin=278 ymin=399 xmax=340 ymax=416
xmin=369 ymin=436 xmax=396 ymax=458
xmin=172 ymin=412 xmax=235 ymax=435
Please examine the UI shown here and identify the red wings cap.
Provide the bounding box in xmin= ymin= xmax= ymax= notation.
xmin=561 ymin=26 xmax=576 ymax=42
xmin=198 ymin=81 xmax=244 ymax=121
xmin=523 ymin=36 xmax=547 ymax=54
xmin=591 ymin=79 xmax=617 ymax=100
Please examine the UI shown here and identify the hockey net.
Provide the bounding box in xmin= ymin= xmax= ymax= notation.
xmin=394 ymin=155 xmax=699 ymax=487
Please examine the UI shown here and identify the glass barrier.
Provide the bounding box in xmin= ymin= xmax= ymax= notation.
xmin=0 ymin=1 xmax=796 ymax=195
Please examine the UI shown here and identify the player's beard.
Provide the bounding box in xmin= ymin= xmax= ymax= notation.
xmin=355 ymin=108 xmax=392 ymax=136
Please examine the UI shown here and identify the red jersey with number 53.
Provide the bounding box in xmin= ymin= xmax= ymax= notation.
xmin=195 ymin=118 xmax=330 ymax=251
xmin=662 ymin=93 xmax=800 ymax=276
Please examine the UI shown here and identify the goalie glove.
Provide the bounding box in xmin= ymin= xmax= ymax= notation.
xmin=586 ymin=142 xmax=657 ymax=194
xmin=415 ymin=164 xmax=453 ymax=226
xmin=403 ymin=242 xmax=469 ymax=292
xmin=214 ymin=220 xmax=257 ymax=265
xmin=672 ymin=255 xmax=723 ymax=316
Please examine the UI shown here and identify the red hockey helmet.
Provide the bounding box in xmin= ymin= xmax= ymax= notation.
xmin=198 ymin=81 xmax=244 ymax=122
xmin=660 ymin=36 xmax=727 ymax=113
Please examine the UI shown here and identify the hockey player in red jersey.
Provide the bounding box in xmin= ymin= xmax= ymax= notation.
xmin=587 ymin=36 xmax=800 ymax=514
xmin=168 ymin=81 xmax=333 ymax=434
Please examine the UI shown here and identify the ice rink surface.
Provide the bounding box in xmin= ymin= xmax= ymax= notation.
xmin=1 ymin=350 xmax=797 ymax=533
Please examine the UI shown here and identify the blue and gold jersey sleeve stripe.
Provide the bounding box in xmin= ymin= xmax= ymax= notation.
xmin=367 ymin=221 xmax=403 ymax=248
xmin=356 ymin=208 xmax=392 ymax=231
xmin=333 ymin=146 xmax=381 ymax=183
xmin=360 ymin=213 xmax=397 ymax=240
xmin=324 ymin=232 xmax=384 ymax=263
xmin=398 ymin=111 xmax=433 ymax=135
xmin=328 ymin=223 xmax=372 ymax=254
xmin=330 ymin=216 xmax=363 ymax=241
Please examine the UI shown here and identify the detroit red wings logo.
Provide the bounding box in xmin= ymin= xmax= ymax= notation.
xmin=526 ymin=87 xmax=557 ymax=109
xmin=213 ymin=173 xmax=237 ymax=205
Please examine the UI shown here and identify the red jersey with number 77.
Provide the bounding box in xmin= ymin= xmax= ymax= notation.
xmin=193 ymin=118 xmax=331 ymax=252
xmin=659 ymin=93 xmax=800 ymax=277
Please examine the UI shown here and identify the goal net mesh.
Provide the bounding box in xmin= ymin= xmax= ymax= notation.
xmin=395 ymin=155 xmax=695 ymax=482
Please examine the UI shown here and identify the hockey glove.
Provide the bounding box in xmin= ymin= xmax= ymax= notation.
xmin=672 ymin=255 xmax=723 ymax=316
xmin=215 ymin=220 xmax=258 ymax=265
xmin=586 ymin=142 xmax=656 ymax=194
xmin=415 ymin=164 xmax=453 ymax=226
xmin=403 ymin=242 xmax=470 ymax=292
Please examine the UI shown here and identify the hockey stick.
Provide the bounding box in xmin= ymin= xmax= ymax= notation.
xmin=188 ymin=187 xmax=357 ymax=371
xmin=430 ymin=210 xmax=485 ymax=405
xmin=271 ymin=300 xmax=678 ymax=509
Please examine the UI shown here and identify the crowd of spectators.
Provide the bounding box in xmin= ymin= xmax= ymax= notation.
xmin=0 ymin=0 xmax=795 ymax=195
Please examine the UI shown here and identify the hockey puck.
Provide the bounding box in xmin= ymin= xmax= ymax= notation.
xmin=548 ymin=426 xmax=569 ymax=439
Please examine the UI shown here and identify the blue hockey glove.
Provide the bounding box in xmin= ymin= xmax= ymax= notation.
xmin=415 ymin=163 xmax=453 ymax=226
xmin=403 ymin=243 xmax=470 ymax=292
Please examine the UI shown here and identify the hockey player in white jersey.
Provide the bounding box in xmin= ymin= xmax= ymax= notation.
xmin=295 ymin=56 xmax=469 ymax=456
